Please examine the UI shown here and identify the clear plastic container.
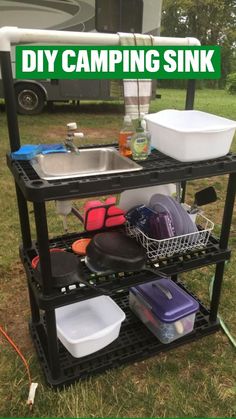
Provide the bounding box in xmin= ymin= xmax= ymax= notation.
xmin=129 ymin=278 xmax=199 ymax=344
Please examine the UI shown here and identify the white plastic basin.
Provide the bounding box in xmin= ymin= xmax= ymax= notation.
xmin=55 ymin=296 xmax=126 ymax=358
xmin=145 ymin=110 xmax=236 ymax=162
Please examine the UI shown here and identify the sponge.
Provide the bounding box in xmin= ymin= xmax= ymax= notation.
xmin=11 ymin=144 xmax=42 ymax=160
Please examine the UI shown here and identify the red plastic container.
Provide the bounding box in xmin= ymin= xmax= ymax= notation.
xmin=84 ymin=197 xmax=125 ymax=231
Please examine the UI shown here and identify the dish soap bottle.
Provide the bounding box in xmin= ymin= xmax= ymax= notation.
xmin=119 ymin=115 xmax=134 ymax=157
xmin=130 ymin=120 xmax=150 ymax=161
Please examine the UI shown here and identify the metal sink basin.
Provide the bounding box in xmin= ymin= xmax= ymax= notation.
xmin=30 ymin=147 xmax=142 ymax=180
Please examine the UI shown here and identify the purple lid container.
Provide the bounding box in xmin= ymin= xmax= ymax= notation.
xmin=131 ymin=278 xmax=199 ymax=323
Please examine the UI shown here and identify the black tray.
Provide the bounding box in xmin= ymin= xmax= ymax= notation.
xmin=20 ymin=230 xmax=231 ymax=309
xmin=7 ymin=147 xmax=236 ymax=202
xmin=30 ymin=286 xmax=220 ymax=387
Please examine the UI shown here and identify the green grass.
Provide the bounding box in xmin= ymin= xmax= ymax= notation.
xmin=0 ymin=89 xmax=235 ymax=418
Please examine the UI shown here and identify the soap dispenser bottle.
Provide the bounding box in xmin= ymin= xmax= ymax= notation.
xmin=130 ymin=118 xmax=150 ymax=161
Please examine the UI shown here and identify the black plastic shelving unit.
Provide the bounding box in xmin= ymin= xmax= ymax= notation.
xmin=1 ymin=48 xmax=236 ymax=387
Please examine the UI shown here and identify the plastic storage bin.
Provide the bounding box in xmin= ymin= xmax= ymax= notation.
xmin=145 ymin=110 xmax=236 ymax=162
xmin=55 ymin=295 xmax=126 ymax=358
xmin=129 ymin=278 xmax=199 ymax=344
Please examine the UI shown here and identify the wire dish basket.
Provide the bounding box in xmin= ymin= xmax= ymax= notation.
xmin=125 ymin=211 xmax=214 ymax=261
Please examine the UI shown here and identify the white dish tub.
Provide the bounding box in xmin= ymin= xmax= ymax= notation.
xmin=145 ymin=110 xmax=236 ymax=162
xmin=55 ymin=295 xmax=126 ymax=358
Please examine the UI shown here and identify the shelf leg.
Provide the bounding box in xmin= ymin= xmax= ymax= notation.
xmin=45 ymin=310 xmax=61 ymax=380
xmin=33 ymin=202 xmax=53 ymax=295
xmin=209 ymin=173 xmax=236 ymax=322
xmin=0 ymin=52 xmax=32 ymax=248
xmin=28 ymin=285 xmax=40 ymax=324
xmin=15 ymin=183 xmax=32 ymax=249
xmin=185 ymin=79 xmax=196 ymax=110
xmin=181 ymin=181 xmax=187 ymax=203
xmin=209 ymin=262 xmax=225 ymax=322
xmin=181 ymin=80 xmax=196 ymax=204
xmin=33 ymin=202 xmax=61 ymax=379
xmin=0 ymin=51 xmax=20 ymax=151
xmin=219 ymin=173 xmax=236 ymax=250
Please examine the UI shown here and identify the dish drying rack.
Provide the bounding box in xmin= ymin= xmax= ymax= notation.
xmin=126 ymin=211 xmax=214 ymax=260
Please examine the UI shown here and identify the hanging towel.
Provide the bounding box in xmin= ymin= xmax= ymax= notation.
xmin=118 ymin=32 xmax=154 ymax=119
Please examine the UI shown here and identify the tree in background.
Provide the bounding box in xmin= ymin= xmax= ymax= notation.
xmin=161 ymin=0 xmax=236 ymax=87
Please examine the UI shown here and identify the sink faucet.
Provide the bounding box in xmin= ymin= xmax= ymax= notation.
xmin=64 ymin=137 xmax=80 ymax=154
xmin=64 ymin=122 xmax=84 ymax=154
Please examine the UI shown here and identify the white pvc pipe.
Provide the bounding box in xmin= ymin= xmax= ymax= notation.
xmin=0 ymin=26 xmax=201 ymax=51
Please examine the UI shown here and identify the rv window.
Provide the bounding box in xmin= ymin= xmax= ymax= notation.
xmin=95 ymin=0 xmax=143 ymax=33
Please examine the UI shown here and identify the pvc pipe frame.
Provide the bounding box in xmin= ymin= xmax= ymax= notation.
xmin=0 ymin=26 xmax=201 ymax=51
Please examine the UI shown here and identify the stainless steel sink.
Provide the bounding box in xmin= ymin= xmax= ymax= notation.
xmin=30 ymin=147 xmax=142 ymax=180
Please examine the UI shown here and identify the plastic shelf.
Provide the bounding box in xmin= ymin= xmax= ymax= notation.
xmin=7 ymin=148 xmax=236 ymax=202
xmin=29 ymin=286 xmax=220 ymax=387
xmin=20 ymin=230 xmax=231 ymax=309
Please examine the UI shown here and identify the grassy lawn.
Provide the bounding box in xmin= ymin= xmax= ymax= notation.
xmin=0 ymin=88 xmax=235 ymax=418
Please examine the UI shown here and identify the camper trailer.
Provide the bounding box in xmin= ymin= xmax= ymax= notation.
xmin=0 ymin=0 xmax=162 ymax=114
